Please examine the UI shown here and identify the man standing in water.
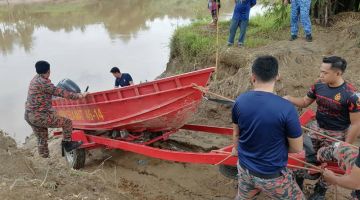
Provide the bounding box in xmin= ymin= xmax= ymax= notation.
xmin=232 ymin=55 xmax=304 ymax=199
xmin=284 ymin=56 xmax=360 ymax=200
xmin=25 ymin=60 xmax=88 ymax=158
xmin=110 ymin=67 xmax=134 ymax=88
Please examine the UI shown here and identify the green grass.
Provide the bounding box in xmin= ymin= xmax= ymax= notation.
xmin=170 ymin=10 xmax=291 ymax=64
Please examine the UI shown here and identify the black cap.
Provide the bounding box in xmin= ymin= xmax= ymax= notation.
xmin=35 ymin=60 xmax=50 ymax=74
xmin=110 ymin=67 xmax=120 ymax=73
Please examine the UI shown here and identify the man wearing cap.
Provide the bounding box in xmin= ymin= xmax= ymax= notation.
xmin=110 ymin=67 xmax=134 ymax=88
xmin=24 ymin=60 xmax=88 ymax=158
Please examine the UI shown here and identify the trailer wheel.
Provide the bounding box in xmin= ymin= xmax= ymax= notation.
xmin=64 ymin=148 xmax=86 ymax=169
xmin=219 ymin=165 xmax=238 ymax=180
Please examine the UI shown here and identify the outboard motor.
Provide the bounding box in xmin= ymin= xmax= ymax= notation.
xmin=57 ymin=79 xmax=81 ymax=93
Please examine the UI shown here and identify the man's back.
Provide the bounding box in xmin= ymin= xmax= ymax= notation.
xmin=232 ymin=91 xmax=301 ymax=174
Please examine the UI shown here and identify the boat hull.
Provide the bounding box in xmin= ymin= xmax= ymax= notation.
xmin=52 ymin=67 xmax=215 ymax=132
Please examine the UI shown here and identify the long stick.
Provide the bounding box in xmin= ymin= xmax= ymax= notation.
xmin=215 ymin=3 xmax=219 ymax=76
xmin=302 ymin=126 xmax=358 ymax=149
xmin=334 ymin=185 xmax=338 ymax=200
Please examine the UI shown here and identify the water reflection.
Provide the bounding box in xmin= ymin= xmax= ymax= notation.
xmin=0 ymin=0 xmax=263 ymax=142
xmin=0 ymin=0 xmax=236 ymax=55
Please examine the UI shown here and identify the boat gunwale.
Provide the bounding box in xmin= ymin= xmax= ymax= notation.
xmin=53 ymin=67 xmax=214 ymax=108
xmin=54 ymin=85 xmax=200 ymax=108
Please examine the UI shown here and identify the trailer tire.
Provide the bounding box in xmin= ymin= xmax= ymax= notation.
xmin=219 ymin=165 xmax=238 ymax=180
xmin=64 ymin=148 xmax=86 ymax=169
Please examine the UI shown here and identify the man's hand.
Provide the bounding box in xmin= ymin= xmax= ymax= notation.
xmin=323 ymin=169 xmax=338 ymax=185
xmin=283 ymin=0 xmax=288 ymax=5
xmin=231 ymin=146 xmax=238 ymax=157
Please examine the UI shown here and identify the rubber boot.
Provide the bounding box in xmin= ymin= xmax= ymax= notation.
xmin=351 ymin=190 xmax=360 ymax=200
xmin=62 ymin=141 xmax=83 ymax=152
xmin=308 ymin=183 xmax=327 ymax=200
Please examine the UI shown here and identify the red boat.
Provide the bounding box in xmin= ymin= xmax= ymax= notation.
xmin=52 ymin=67 xmax=215 ymax=132
xmin=52 ymin=67 xmax=343 ymax=178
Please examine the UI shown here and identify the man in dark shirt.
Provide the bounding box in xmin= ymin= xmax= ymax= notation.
xmin=232 ymin=56 xmax=304 ymax=199
xmin=284 ymin=56 xmax=360 ymax=199
xmin=110 ymin=67 xmax=134 ymax=88
xmin=323 ymin=143 xmax=360 ymax=199
xmin=227 ymin=0 xmax=256 ymax=47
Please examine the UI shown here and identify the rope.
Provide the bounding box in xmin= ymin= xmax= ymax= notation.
xmin=215 ymin=154 xmax=233 ymax=165
xmin=301 ymin=126 xmax=358 ymax=149
xmin=288 ymin=155 xmax=323 ymax=171
xmin=287 ymin=164 xmax=321 ymax=173
xmin=192 ymin=84 xmax=235 ymax=103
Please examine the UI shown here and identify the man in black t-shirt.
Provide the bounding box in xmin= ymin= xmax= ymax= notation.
xmin=324 ymin=143 xmax=360 ymax=199
xmin=110 ymin=67 xmax=134 ymax=88
xmin=284 ymin=56 xmax=360 ymax=200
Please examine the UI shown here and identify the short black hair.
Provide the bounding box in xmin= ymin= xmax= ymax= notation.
xmin=323 ymin=56 xmax=347 ymax=72
xmin=35 ymin=60 xmax=50 ymax=74
xmin=251 ymin=55 xmax=278 ymax=82
xmin=110 ymin=67 xmax=120 ymax=73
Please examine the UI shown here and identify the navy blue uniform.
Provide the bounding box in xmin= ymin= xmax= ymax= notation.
xmin=232 ymin=91 xmax=302 ymax=174
xmin=232 ymin=91 xmax=304 ymax=199
xmin=115 ymin=73 xmax=133 ymax=87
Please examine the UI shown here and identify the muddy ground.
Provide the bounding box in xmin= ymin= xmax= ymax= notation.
xmin=0 ymin=12 xmax=360 ymax=200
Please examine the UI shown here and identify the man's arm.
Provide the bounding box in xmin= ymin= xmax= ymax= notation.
xmin=284 ymin=95 xmax=315 ymax=108
xmin=231 ymin=123 xmax=239 ymax=156
xmin=41 ymin=80 xmax=84 ymax=100
xmin=323 ymin=166 xmax=360 ymax=190
xmin=286 ymin=105 xmax=303 ymax=153
xmin=288 ymin=136 xmax=303 ymax=153
xmin=345 ymin=112 xmax=360 ymax=144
